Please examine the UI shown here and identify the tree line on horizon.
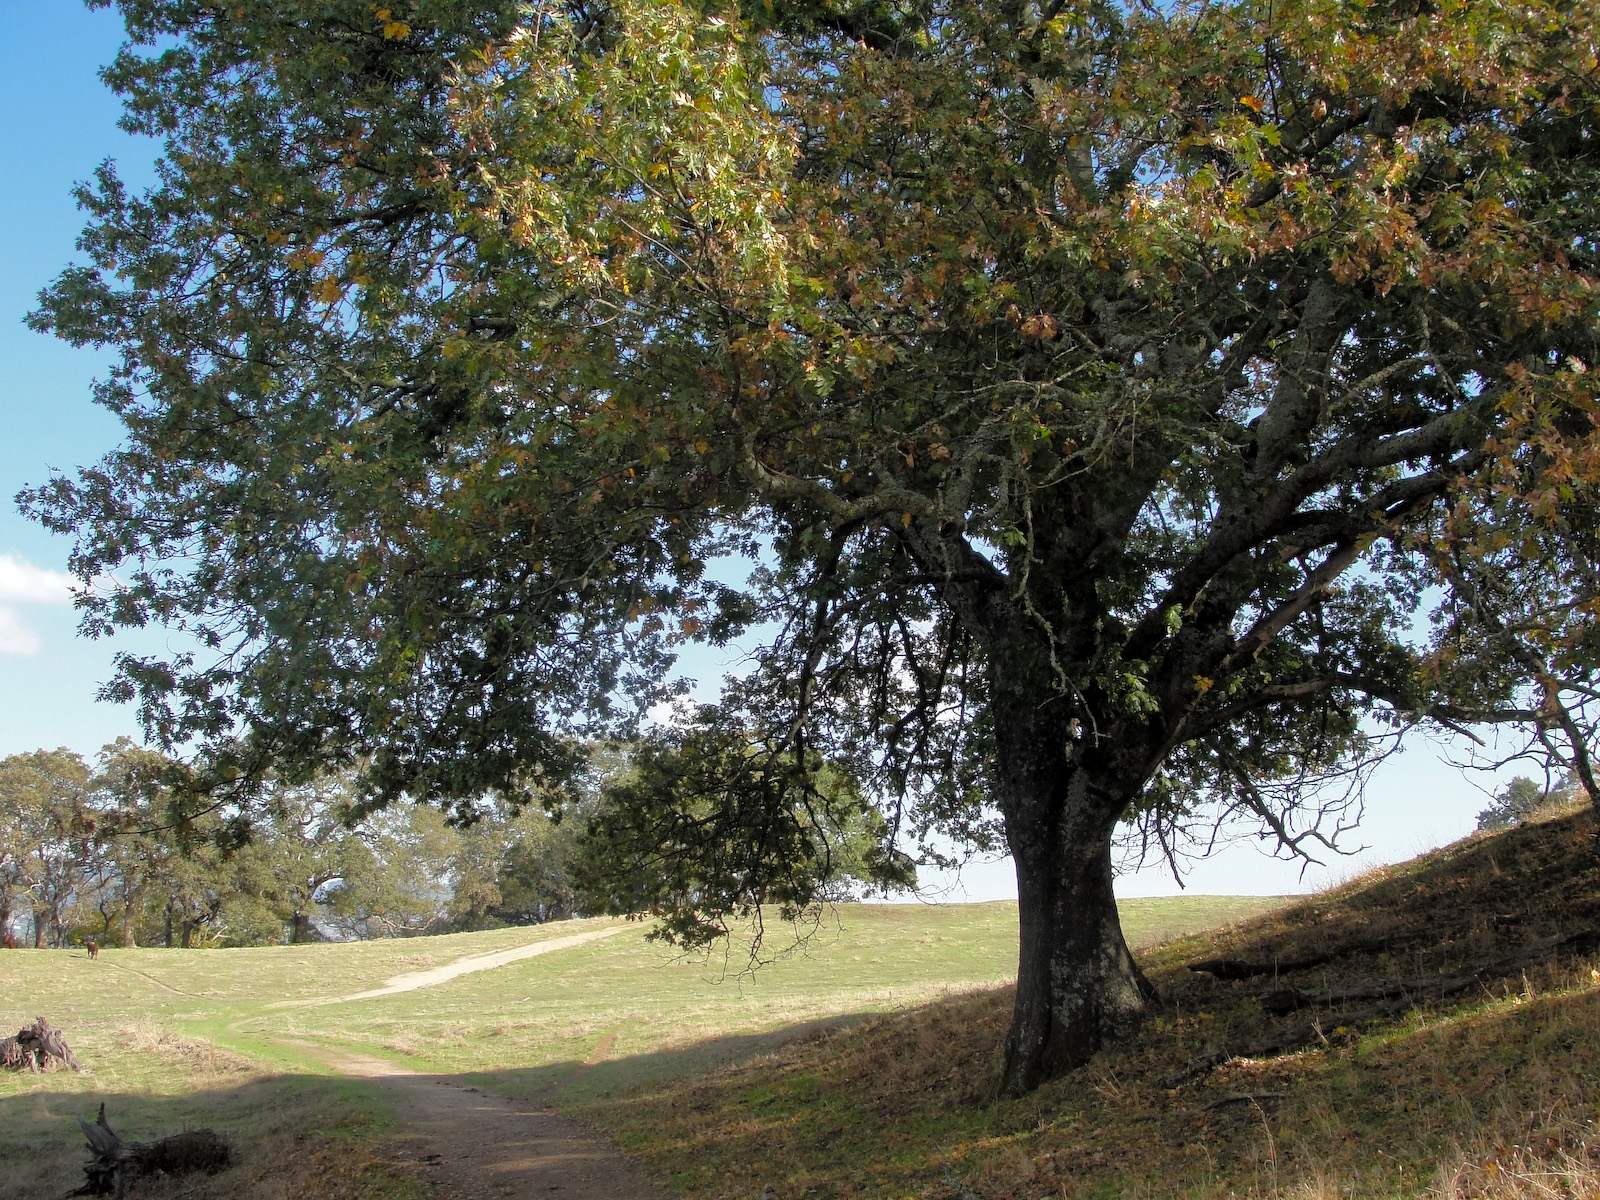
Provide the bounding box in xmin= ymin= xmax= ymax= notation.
xmin=0 ymin=740 xmax=591 ymax=950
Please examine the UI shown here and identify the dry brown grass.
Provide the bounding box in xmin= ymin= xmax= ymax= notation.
xmin=577 ymin=811 xmax=1600 ymax=1199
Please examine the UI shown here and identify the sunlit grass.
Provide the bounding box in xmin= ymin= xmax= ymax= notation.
xmin=0 ymin=895 xmax=1278 ymax=1196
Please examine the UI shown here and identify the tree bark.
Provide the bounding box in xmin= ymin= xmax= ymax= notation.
xmin=32 ymin=907 xmax=49 ymax=949
xmin=990 ymin=670 xmax=1155 ymax=1097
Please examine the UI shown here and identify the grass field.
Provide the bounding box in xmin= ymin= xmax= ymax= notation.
xmin=9 ymin=810 xmax=1600 ymax=1200
xmin=0 ymin=895 xmax=1279 ymax=1198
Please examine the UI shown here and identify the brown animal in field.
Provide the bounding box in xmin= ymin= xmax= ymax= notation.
xmin=84 ymin=939 xmax=99 ymax=960
xmin=1 ymin=931 xmax=16 ymax=950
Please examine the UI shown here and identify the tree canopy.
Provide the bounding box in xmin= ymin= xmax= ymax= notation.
xmin=26 ymin=0 xmax=1600 ymax=1092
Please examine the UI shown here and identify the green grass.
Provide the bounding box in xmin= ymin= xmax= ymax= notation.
xmin=12 ymin=814 xmax=1600 ymax=1200
xmin=578 ymin=808 xmax=1600 ymax=1200
xmin=0 ymin=895 xmax=1279 ymax=1196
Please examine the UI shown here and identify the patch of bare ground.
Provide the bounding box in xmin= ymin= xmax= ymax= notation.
xmin=576 ymin=807 xmax=1600 ymax=1200
xmin=290 ymin=1043 xmax=670 ymax=1200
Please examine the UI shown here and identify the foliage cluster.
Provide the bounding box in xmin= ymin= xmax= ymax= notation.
xmin=1474 ymin=772 xmax=1586 ymax=831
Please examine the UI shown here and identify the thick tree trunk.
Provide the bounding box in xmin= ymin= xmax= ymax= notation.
xmin=32 ymin=908 xmax=49 ymax=949
xmin=289 ymin=912 xmax=312 ymax=944
xmin=1000 ymin=808 xmax=1153 ymax=1095
xmin=990 ymin=678 xmax=1154 ymax=1098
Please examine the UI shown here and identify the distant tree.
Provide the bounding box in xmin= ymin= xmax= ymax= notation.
xmin=0 ymin=751 xmax=94 ymax=947
xmin=581 ymin=713 xmax=914 ymax=947
xmin=1476 ymin=774 xmax=1575 ymax=831
xmin=323 ymin=804 xmax=455 ymax=938
xmin=27 ymin=0 xmax=1600 ymax=1092
xmin=86 ymin=739 xmax=180 ymax=947
xmin=492 ymin=821 xmax=582 ymax=925
xmin=247 ymin=772 xmax=370 ymax=943
xmin=0 ymin=781 xmax=24 ymax=943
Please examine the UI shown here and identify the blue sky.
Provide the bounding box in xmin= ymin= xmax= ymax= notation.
xmin=0 ymin=1 xmax=163 ymax=756
xmin=0 ymin=2 xmax=1520 ymax=901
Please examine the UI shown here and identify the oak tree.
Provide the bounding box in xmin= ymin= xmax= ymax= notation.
xmin=28 ymin=0 xmax=1600 ymax=1092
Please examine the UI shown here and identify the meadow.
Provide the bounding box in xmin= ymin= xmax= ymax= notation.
xmin=0 ymin=895 xmax=1276 ymax=1197
xmin=7 ymin=810 xmax=1599 ymax=1200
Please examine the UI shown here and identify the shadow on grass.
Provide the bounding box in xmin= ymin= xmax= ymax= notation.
xmin=0 ymin=1068 xmax=412 ymax=1200
xmin=475 ymin=1010 xmax=884 ymax=1104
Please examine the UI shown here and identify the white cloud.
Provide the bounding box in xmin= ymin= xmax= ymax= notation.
xmin=0 ymin=553 xmax=74 ymax=657
xmin=0 ymin=607 xmax=42 ymax=656
xmin=0 ymin=554 xmax=74 ymax=605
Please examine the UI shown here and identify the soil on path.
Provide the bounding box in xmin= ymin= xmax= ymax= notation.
xmin=301 ymin=1043 xmax=671 ymax=1200
xmin=267 ymin=924 xmax=633 ymax=1009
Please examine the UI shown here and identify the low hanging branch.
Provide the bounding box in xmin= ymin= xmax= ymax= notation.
xmin=0 ymin=1017 xmax=80 ymax=1073
xmin=73 ymin=1103 xmax=231 ymax=1197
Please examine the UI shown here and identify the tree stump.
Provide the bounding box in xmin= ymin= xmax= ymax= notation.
xmin=75 ymin=1103 xmax=231 ymax=1196
xmin=0 ymin=1016 xmax=80 ymax=1072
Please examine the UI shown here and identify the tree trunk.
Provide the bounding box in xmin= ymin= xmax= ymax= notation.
xmin=289 ymin=912 xmax=312 ymax=944
xmin=990 ymin=676 xmax=1155 ymax=1098
xmin=164 ymin=903 xmax=174 ymax=949
xmin=32 ymin=907 xmax=49 ymax=949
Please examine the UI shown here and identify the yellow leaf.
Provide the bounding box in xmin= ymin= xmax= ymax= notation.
xmin=383 ymin=19 xmax=410 ymax=39
xmin=1239 ymin=95 xmax=1263 ymax=113
xmin=901 ymin=512 xmax=913 ymax=527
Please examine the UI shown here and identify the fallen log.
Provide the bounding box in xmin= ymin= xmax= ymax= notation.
xmin=1167 ymin=929 xmax=1600 ymax=1085
xmin=73 ymin=1103 xmax=230 ymax=1196
xmin=1188 ymin=952 xmax=1334 ymax=980
xmin=1188 ymin=936 xmax=1398 ymax=981
xmin=1257 ymin=930 xmax=1600 ymax=1016
xmin=0 ymin=1017 xmax=80 ymax=1073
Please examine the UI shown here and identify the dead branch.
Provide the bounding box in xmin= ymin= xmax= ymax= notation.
xmin=1187 ymin=936 xmax=1396 ymax=980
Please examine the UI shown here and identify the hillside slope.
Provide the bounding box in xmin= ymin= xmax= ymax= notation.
xmin=577 ymin=809 xmax=1600 ymax=1199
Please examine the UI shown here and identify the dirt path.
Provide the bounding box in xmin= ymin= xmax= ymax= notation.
xmin=294 ymin=1043 xmax=670 ymax=1200
xmin=267 ymin=924 xmax=634 ymax=1009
